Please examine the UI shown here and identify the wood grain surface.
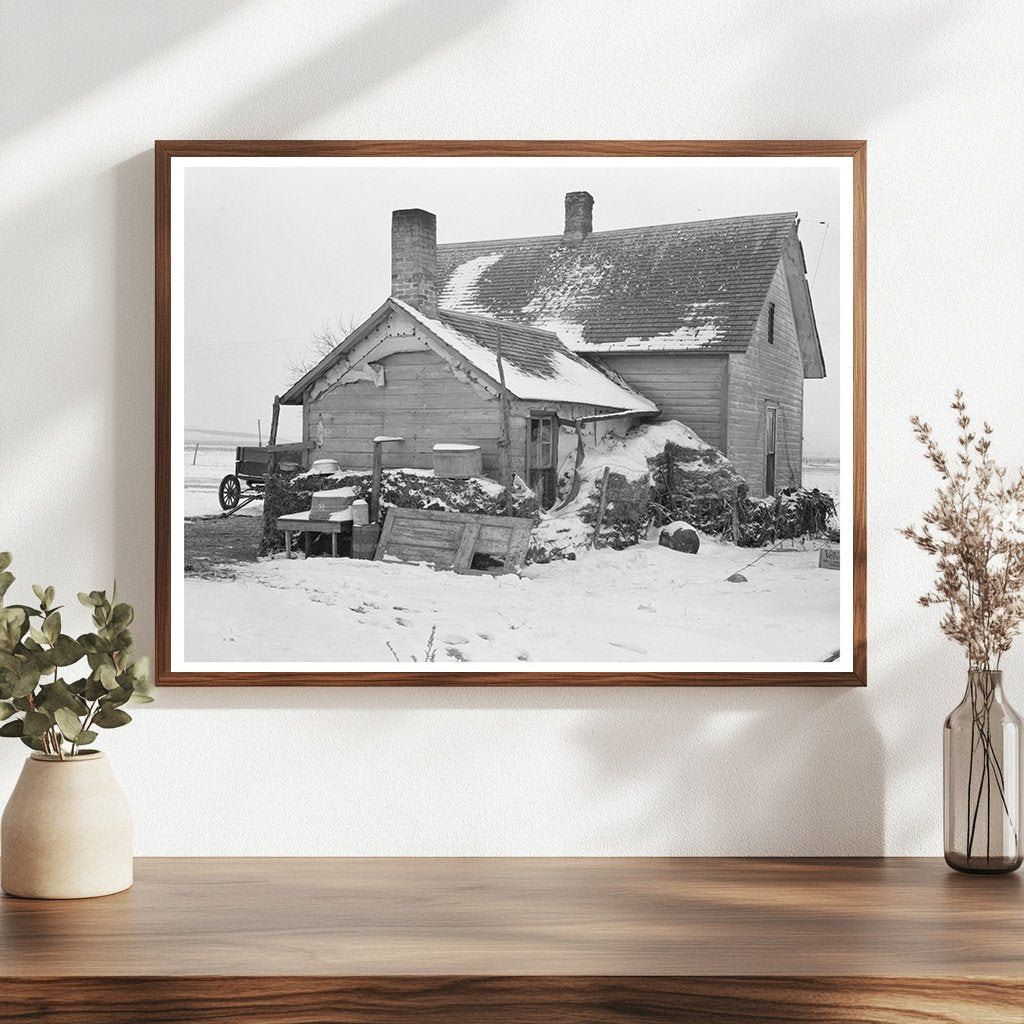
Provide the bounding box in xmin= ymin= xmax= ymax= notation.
xmin=2 ymin=857 xmax=1020 ymax=1023
xmin=155 ymin=139 xmax=867 ymax=687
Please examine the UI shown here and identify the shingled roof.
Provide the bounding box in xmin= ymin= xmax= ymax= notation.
xmin=436 ymin=211 xmax=808 ymax=357
xmin=401 ymin=302 xmax=657 ymax=413
xmin=280 ymin=297 xmax=656 ymax=414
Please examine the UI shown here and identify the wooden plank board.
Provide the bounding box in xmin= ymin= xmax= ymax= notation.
xmin=374 ymin=507 xmax=535 ymax=575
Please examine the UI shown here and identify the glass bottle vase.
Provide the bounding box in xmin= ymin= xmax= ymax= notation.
xmin=944 ymin=669 xmax=1023 ymax=873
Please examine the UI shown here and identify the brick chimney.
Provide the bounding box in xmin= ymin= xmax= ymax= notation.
xmin=564 ymin=191 xmax=594 ymax=243
xmin=391 ymin=208 xmax=437 ymax=316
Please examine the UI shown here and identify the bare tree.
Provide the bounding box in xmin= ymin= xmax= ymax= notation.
xmin=286 ymin=312 xmax=360 ymax=381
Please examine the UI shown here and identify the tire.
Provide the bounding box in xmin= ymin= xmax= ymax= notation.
xmin=218 ymin=474 xmax=241 ymax=510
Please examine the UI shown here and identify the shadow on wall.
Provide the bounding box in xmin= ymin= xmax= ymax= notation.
xmin=729 ymin=0 xmax=969 ymax=133
xmin=1 ymin=1 xmax=243 ymax=138
xmin=146 ymin=680 xmax=886 ymax=856
xmin=103 ymin=0 xmax=508 ymax=657
xmin=572 ymin=687 xmax=885 ymax=856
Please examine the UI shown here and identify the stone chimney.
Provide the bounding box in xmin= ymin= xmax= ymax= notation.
xmin=391 ymin=208 xmax=437 ymax=316
xmin=563 ymin=191 xmax=594 ymax=243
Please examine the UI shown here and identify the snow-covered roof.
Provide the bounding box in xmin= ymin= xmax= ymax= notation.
xmin=281 ymin=297 xmax=657 ymax=415
xmin=436 ymin=211 xmax=824 ymax=375
xmin=393 ymin=300 xmax=657 ymax=414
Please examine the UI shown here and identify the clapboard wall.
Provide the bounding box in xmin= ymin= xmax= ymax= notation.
xmin=597 ymin=352 xmax=728 ymax=450
xmin=725 ymin=257 xmax=805 ymax=496
xmin=309 ymin=347 xmax=515 ymax=473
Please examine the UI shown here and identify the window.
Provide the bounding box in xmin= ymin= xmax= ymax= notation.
xmin=767 ymin=301 xmax=776 ymax=345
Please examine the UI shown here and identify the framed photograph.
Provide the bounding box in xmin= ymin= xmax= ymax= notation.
xmin=156 ymin=141 xmax=865 ymax=686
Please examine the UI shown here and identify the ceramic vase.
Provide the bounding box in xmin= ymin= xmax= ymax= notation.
xmin=1 ymin=751 xmax=133 ymax=898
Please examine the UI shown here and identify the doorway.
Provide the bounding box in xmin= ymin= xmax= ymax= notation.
xmin=764 ymin=404 xmax=778 ymax=496
xmin=528 ymin=413 xmax=557 ymax=509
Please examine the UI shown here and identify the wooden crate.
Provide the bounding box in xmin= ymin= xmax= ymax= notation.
xmin=310 ymin=487 xmax=358 ymax=521
xmin=374 ymin=507 xmax=534 ymax=575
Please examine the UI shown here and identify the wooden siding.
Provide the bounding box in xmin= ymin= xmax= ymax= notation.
xmin=597 ymin=353 xmax=728 ymax=449
xmin=726 ymin=257 xmax=804 ymax=495
xmin=305 ymin=306 xmax=630 ymax=479
xmin=310 ymin=348 xmax=509 ymax=473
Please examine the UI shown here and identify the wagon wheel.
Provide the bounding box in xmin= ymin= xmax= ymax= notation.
xmin=218 ymin=474 xmax=241 ymax=510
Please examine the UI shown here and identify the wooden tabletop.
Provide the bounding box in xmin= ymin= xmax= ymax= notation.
xmin=2 ymin=856 xmax=1022 ymax=977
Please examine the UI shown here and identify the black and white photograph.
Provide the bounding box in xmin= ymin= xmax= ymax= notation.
xmin=162 ymin=147 xmax=860 ymax=681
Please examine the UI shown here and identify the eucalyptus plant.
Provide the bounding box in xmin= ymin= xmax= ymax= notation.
xmin=0 ymin=553 xmax=153 ymax=759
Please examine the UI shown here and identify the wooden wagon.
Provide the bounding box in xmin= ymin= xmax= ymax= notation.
xmin=217 ymin=442 xmax=313 ymax=511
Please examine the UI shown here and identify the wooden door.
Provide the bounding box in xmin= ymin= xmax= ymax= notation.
xmin=764 ymin=404 xmax=778 ymax=497
xmin=528 ymin=414 xmax=557 ymax=508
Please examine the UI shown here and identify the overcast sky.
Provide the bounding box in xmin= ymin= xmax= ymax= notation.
xmin=184 ymin=159 xmax=842 ymax=454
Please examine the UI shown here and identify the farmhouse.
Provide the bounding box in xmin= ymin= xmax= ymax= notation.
xmin=280 ymin=195 xmax=824 ymax=502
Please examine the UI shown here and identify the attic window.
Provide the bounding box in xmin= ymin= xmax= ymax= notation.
xmin=767 ymin=302 xmax=776 ymax=345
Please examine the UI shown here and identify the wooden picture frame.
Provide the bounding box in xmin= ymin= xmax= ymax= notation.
xmin=156 ymin=140 xmax=866 ymax=686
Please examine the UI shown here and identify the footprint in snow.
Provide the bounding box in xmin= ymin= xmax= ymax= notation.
xmin=608 ymin=640 xmax=649 ymax=655
xmin=442 ymin=634 xmax=469 ymax=645
xmin=477 ymin=631 xmax=493 ymax=641
xmin=394 ymin=617 xmax=414 ymax=627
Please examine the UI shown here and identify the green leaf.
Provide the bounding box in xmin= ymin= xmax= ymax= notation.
xmin=93 ymin=705 xmax=132 ymax=729
xmin=22 ymin=710 xmax=51 ymax=738
xmin=0 ymin=552 xmax=11 ymax=573
xmin=11 ymin=665 xmax=41 ymax=699
xmin=110 ymin=603 xmax=134 ymax=629
xmin=127 ymin=656 xmax=155 ymax=702
xmin=74 ymin=730 xmax=97 ymax=747
xmin=98 ymin=663 xmax=118 ymax=690
xmin=0 ymin=701 xmax=15 ymax=721
xmin=31 ymin=584 xmax=51 ymax=609
xmin=8 ymin=604 xmax=42 ymax=619
xmin=49 ymin=635 xmax=85 ymax=668
xmin=36 ymin=678 xmax=88 ymax=716
xmin=42 ymin=611 xmax=60 ymax=644
xmin=54 ymin=707 xmax=85 ymax=742
xmin=0 ymin=718 xmax=24 ymax=737
xmin=78 ymin=592 xmax=100 ymax=608
xmin=0 ymin=606 xmax=27 ymax=651
xmin=79 ymin=635 xmax=112 ymax=655
xmin=19 ymin=734 xmax=45 ymax=752
xmin=104 ymin=685 xmax=132 ymax=708
xmin=28 ymin=627 xmax=49 ymax=646
xmin=0 ymin=571 xmax=15 ymax=601
xmin=83 ymin=674 xmax=107 ymax=701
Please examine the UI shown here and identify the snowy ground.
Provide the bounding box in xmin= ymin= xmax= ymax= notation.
xmin=183 ymin=533 xmax=840 ymax=666
xmin=184 ymin=444 xmax=263 ymax=518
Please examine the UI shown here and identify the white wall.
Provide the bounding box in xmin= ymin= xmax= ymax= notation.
xmin=1 ymin=0 xmax=1022 ymax=856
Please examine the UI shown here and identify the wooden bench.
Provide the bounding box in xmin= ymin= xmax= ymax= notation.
xmin=276 ymin=509 xmax=353 ymax=558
